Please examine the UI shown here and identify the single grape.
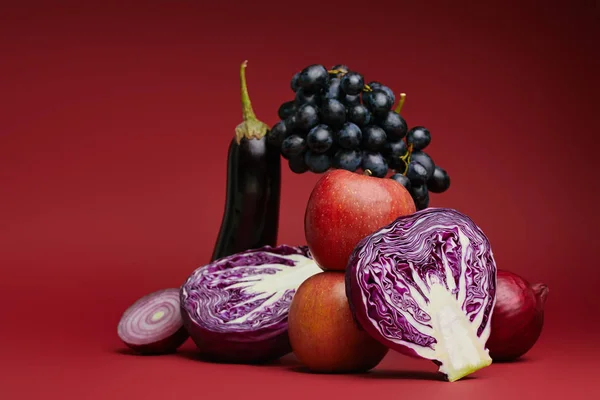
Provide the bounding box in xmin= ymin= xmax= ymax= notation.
xmin=336 ymin=122 xmax=362 ymax=149
xmin=427 ymin=165 xmax=451 ymax=193
xmin=298 ymin=65 xmax=329 ymax=93
xmin=284 ymin=114 xmax=298 ymax=133
xmin=377 ymin=111 xmax=407 ymax=140
xmin=390 ymin=173 xmax=411 ymax=191
xmin=361 ymin=125 xmax=387 ymax=152
xmin=266 ymin=120 xmax=289 ymax=147
xmin=410 ymin=183 xmax=429 ymax=210
xmin=410 ymin=182 xmax=428 ymax=199
xmin=295 ymin=104 xmax=320 ymax=132
xmin=347 ymin=104 xmax=372 ymax=127
xmin=307 ymin=124 xmax=334 ymax=153
xmin=319 ymin=98 xmax=346 ymax=129
xmin=365 ymin=89 xmax=393 ymax=117
xmin=407 ymin=126 xmax=432 ymax=150
xmin=288 ymin=153 xmax=309 ymax=174
xmin=333 ymin=149 xmax=362 ymax=172
xmin=382 ymin=139 xmax=408 ymax=171
xmin=340 ymin=72 xmax=365 ymax=96
xmin=382 ymin=139 xmax=407 ymax=157
xmin=415 ymin=191 xmax=430 ymax=210
xmin=281 ymin=135 xmax=307 ymax=158
xmin=278 ymin=101 xmax=297 ymax=120
xmin=295 ymin=88 xmax=321 ymax=107
xmin=366 ymin=82 xmax=396 ymax=104
xmin=342 ymin=94 xmax=361 ymax=107
xmin=324 ymin=78 xmax=342 ymax=100
xmin=407 ymin=161 xmax=428 ymax=183
xmin=362 ymin=152 xmax=388 ymax=178
xmin=291 ymin=72 xmax=300 ymax=92
xmin=305 ymin=151 xmax=331 ymax=173
xmin=410 ymin=150 xmax=435 ymax=180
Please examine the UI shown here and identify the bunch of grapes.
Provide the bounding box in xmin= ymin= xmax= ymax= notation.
xmin=266 ymin=64 xmax=450 ymax=210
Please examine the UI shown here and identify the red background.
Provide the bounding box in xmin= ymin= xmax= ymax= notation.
xmin=1 ymin=1 xmax=598 ymax=398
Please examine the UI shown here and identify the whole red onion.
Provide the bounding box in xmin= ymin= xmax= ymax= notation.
xmin=486 ymin=270 xmax=549 ymax=361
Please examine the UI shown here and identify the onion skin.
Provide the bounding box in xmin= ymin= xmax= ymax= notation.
xmin=486 ymin=270 xmax=549 ymax=361
xmin=124 ymin=326 xmax=189 ymax=355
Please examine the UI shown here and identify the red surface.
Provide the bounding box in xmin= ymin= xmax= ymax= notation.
xmin=1 ymin=1 xmax=598 ymax=398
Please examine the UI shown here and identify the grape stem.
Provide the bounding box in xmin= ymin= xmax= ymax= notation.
xmin=327 ymin=69 xmax=346 ymax=75
xmin=235 ymin=60 xmax=270 ymax=144
xmin=394 ymin=93 xmax=407 ymax=114
xmin=363 ymin=169 xmax=373 ymax=176
xmin=400 ymin=143 xmax=414 ymax=176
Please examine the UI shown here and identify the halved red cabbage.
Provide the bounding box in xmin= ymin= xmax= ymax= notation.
xmin=180 ymin=245 xmax=321 ymax=363
xmin=345 ymin=208 xmax=497 ymax=382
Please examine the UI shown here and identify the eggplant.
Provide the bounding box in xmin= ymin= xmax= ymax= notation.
xmin=211 ymin=61 xmax=281 ymax=261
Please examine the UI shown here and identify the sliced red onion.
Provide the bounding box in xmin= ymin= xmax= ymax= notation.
xmin=117 ymin=288 xmax=189 ymax=354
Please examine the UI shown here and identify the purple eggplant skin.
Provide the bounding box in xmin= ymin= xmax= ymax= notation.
xmin=211 ymin=135 xmax=281 ymax=261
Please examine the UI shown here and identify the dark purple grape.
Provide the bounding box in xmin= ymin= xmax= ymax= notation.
xmin=427 ymin=166 xmax=451 ymax=193
xmin=341 ymin=72 xmax=364 ymax=96
xmin=407 ymin=161 xmax=428 ymax=183
xmin=281 ymin=135 xmax=307 ymax=158
xmin=361 ymin=152 xmax=388 ymax=178
xmin=266 ymin=120 xmax=289 ymax=147
xmin=407 ymin=126 xmax=432 ymax=150
xmin=295 ymin=104 xmax=320 ymax=132
xmin=347 ymin=104 xmax=371 ymax=127
xmin=410 ymin=151 xmax=435 ymax=180
xmin=291 ymin=72 xmax=300 ymax=92
xmin=361 ymin=125 xmax=387 ymax=152
xmin=366 ymin=82 xmax=396 ymax=104
xmin=390 ymin=173 xmax=411 ymax=191
xmin=342 ymin=94 xmax=361 ymax=107
xmin=333 ymin=149 xmax=362 ymax=172
xmin=336 ymin=122 xmax=362 ymax=149
xmin=324 ymin=78 xmax=342 ymax=100
xmin=410 ymin=183 xmax=429 ymax=210
xmin=383 ymin=140 xmax=408 ymax=171
xmin=295 ymin=88 xmax=322 ymax=107
xmin=365 ymin=89 xmax=393 ymax=117
xmin=305 ymin=151 xmax=331 ymax=173
xmin=377 ymin=111 xmax=407 ymax=140
xmin=278 ymin=101 xmax=297 ymax=120
xmin=307 ymin=124 xmax=334 ymax=154
xmin=298 ymin=65 xmax=329 ymax=93
xmin=288 ymin=153 xmax=309 ymax=173
xmin=320 ymin=99 xmax=346 ymax=128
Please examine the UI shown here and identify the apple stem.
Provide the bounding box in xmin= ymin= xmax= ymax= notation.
xmin=363 ymin=169 xmax=373 ymax=176
xmin=394 ymin=93 xmax=407 ymax=114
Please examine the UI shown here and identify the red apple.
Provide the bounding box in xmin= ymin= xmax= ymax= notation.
xmin=304 ymin=169 xmax=416 ymax=271
xmin=288 ymin=272 xmax=389 ymax=373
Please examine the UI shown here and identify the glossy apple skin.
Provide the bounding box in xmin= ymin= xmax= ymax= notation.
xmin=304 ymin=169 xmax=416 ymax=271
xmin=288 ymin=272 xmax=389 ymax=373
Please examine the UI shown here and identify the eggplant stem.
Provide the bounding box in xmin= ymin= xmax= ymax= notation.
xmin=235 ymin=60 xmax=269 ymax=144
xmin=240 ymin=60 xmax=256 ymax=121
